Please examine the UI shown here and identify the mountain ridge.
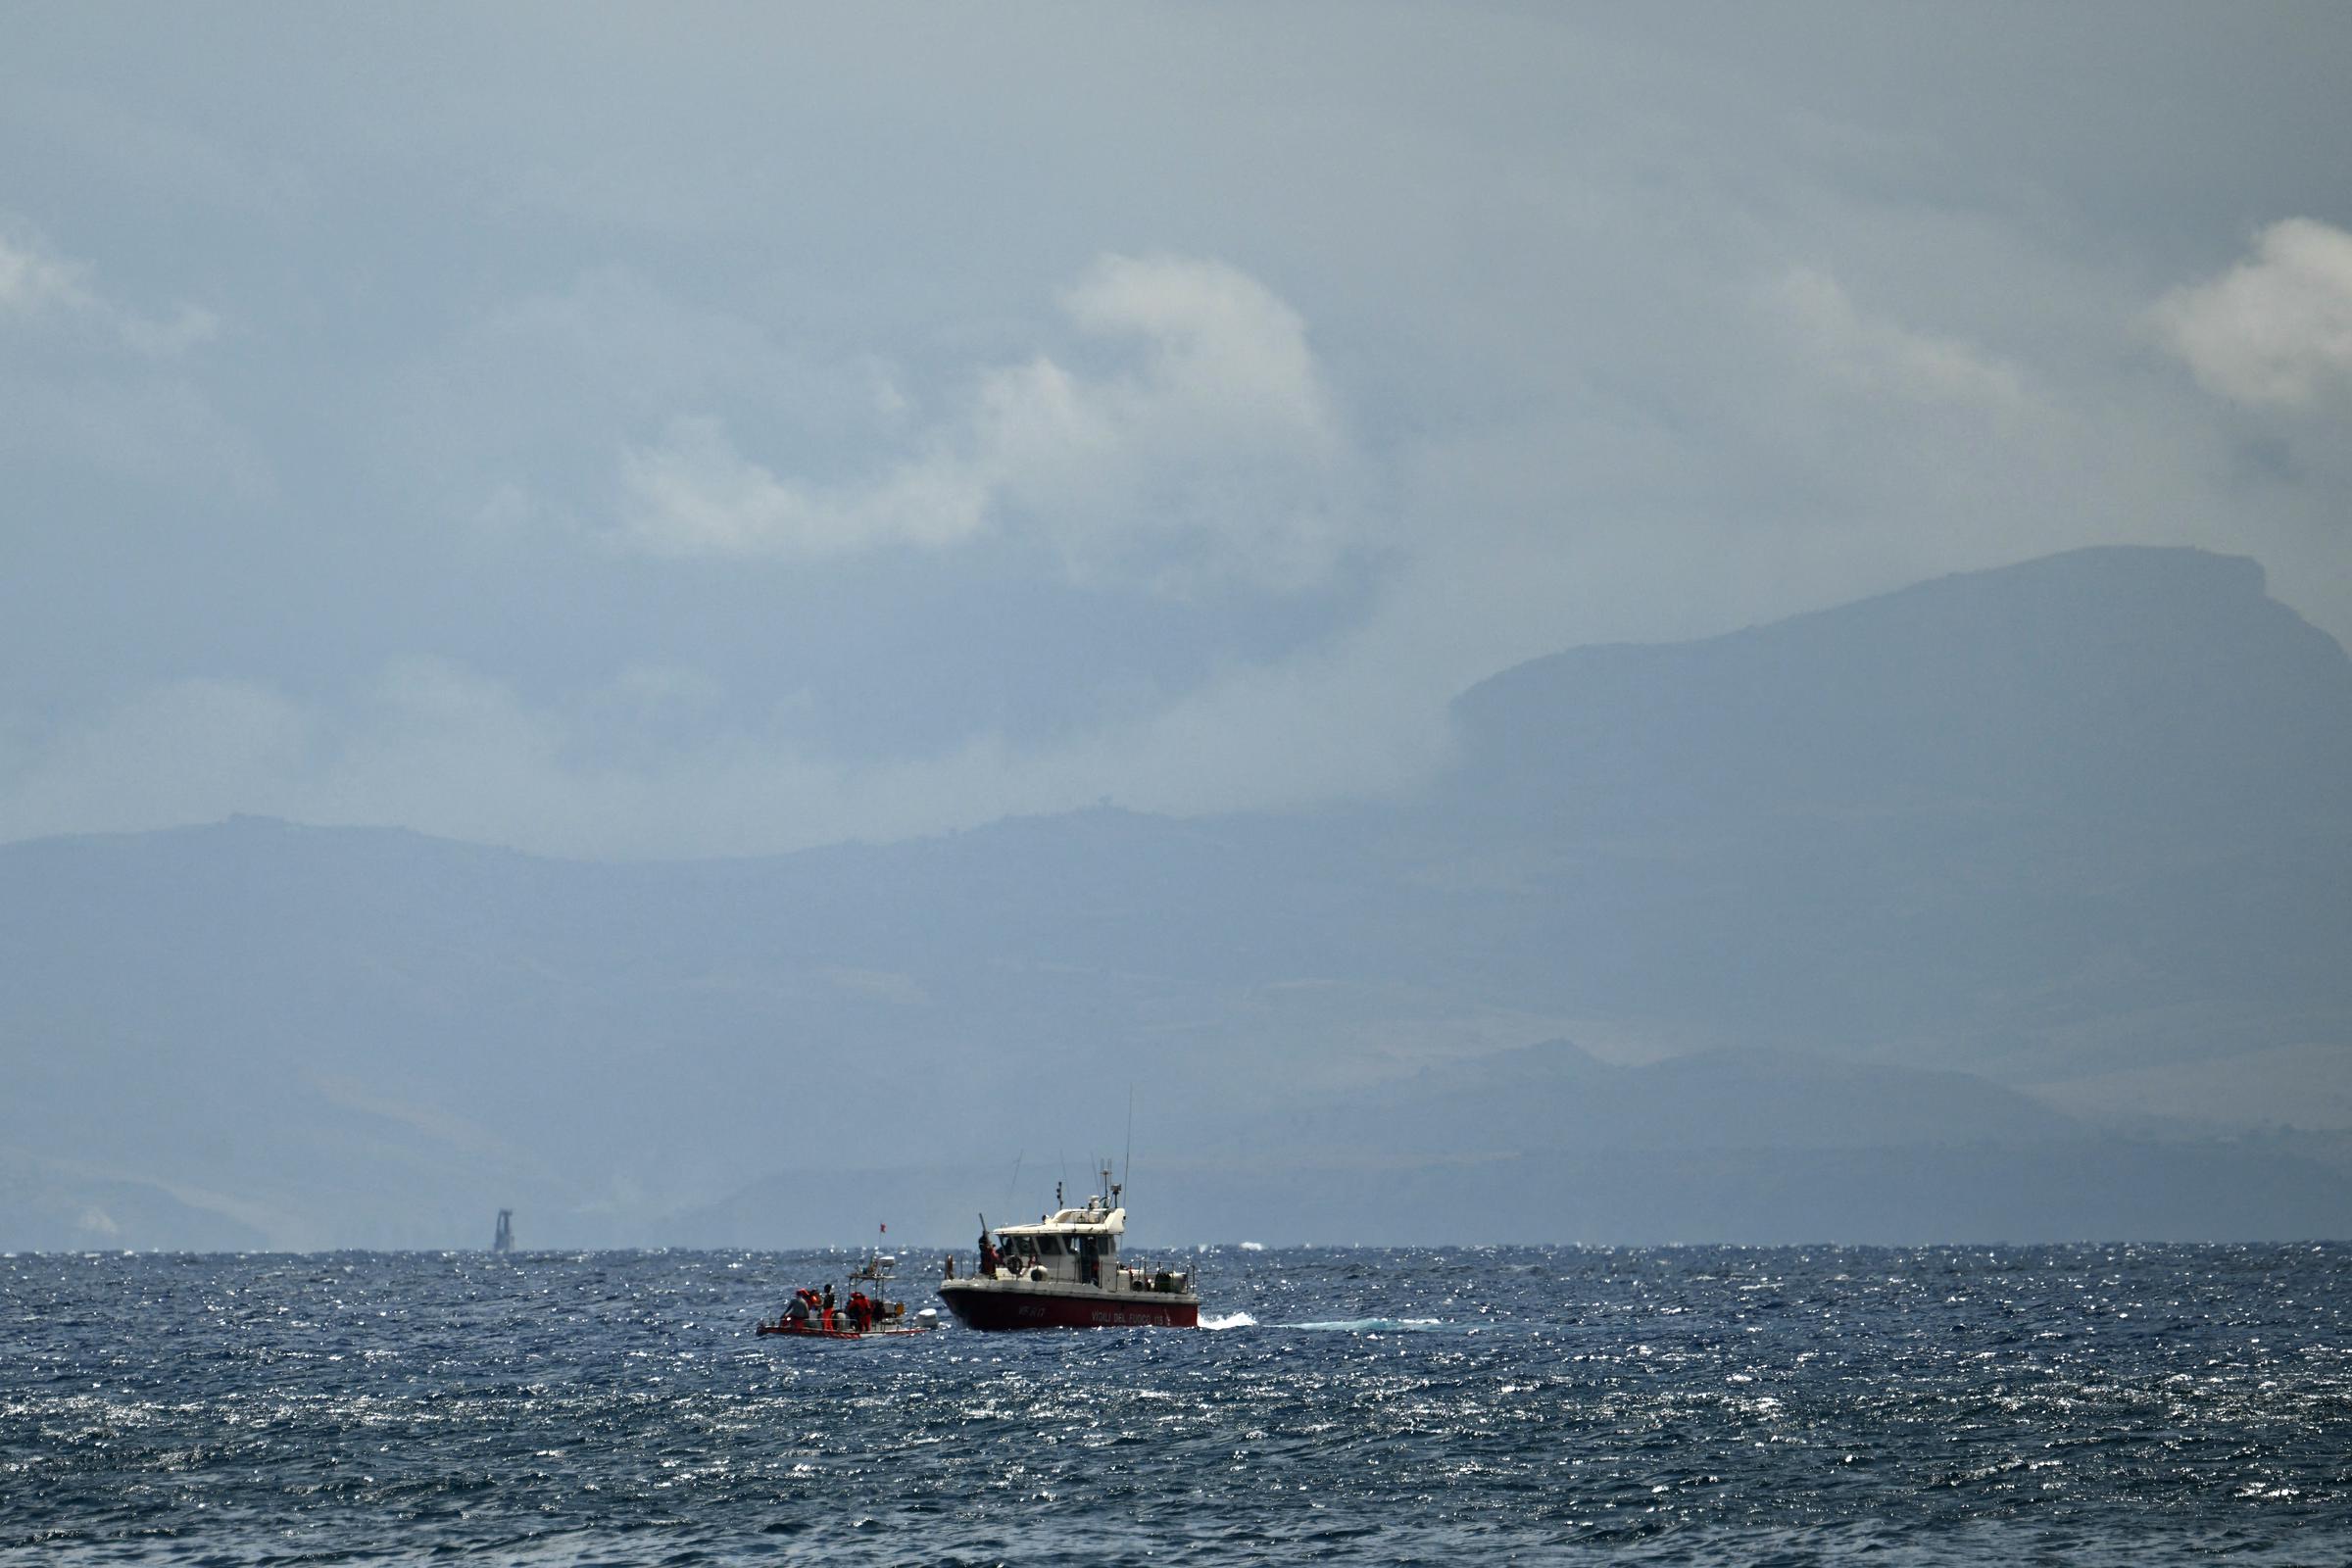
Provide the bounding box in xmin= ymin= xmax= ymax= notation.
xmin=5 ymin=545 xmax=2348 ymax=1249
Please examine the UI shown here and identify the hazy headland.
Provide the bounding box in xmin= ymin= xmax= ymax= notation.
xmin=7 ymin=545 xmax=2347 ymax=1251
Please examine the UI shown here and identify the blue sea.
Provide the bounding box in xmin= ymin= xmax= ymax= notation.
xmin=6 ymin=1245 xmax=2349 ymax=1564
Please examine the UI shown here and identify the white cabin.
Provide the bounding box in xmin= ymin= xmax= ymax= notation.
xmin=986 ymin=1185 xmax=1191 ymax=1296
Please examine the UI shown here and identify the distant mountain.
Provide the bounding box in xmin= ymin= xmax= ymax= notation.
xmin=1418 ymin=547 xmax=2352 ymax=1076
xmin=1449 ymin=546 xmax=2352 ymax=832
xmin=1218 ymin=1039 xmax=2083 ymax=1162
xmin=3 ymin=546 xmax=2347 ymax=1249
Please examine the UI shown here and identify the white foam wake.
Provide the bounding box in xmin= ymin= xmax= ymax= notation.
xmin=1283 ymin=1317 xmax=1445 ymax=1333
xmin=1199 ymin=1311 xmax=1259 ymax=1331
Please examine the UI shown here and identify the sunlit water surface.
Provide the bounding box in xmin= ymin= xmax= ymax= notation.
xmin=6 ymin=1245 xmax=2349 ymax=1563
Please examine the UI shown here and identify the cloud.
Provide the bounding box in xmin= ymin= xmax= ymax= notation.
xmin=617 ymin=416 xmax=987 ymax=560
xmin=2154 ymin=218 xmax=2352 ymax=409
xmin=0 ymin=222 xmax=218 ymax=355
xmin=12 ymin=13 xmax=2352 ymax=868
xmin=1059 ymin=252 xmax=1339 ymax=446
xmin=0 ymin=640 xmax=1453 ymax=860
xmin=1769 ymin=268 xmax=2031 ymax=415
xmin=614 ymin=254 xmax=1355 ymax=594
xmin=0 ymin=232 xmax=92 ymax=316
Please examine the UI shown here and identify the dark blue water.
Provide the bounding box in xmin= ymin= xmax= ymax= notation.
xmin=6 ymin=1245 xmax=2350 ymax=1563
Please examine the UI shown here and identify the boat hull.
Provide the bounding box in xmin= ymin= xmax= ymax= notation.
xmin=939 ymin=1280 xmax=1199 ymax=1331
xmin=756 ymin=1320 xmax=931 ymax=1339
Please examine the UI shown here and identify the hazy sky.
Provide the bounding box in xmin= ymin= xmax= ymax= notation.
xmin=5 ymin=2 xmax=2350 ymax=858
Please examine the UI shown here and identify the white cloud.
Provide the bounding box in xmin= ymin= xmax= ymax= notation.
xmin=0 ymin=232 xmax=92 ymax=316
xmin=617 ymin=415 xmax=988 ymax=560
xmin=2154 ymin=218 xmax=2352 ymax=409
xmin=0 ymin=223 xmax=218 ymax=354
xmin=0 ymin=641 xmax=1453 ymax=860
xmin=1770 ymin=268 xmax=2031 ymax=415
xmin=614 ymin=254 xmax=1355 ymax=594
xmin=1059 ymin=252 xmax=1339 ymax=447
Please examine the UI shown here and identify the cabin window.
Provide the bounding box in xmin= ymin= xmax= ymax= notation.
xmin=1036 ymin=1236 xmax=1064 ymax=1256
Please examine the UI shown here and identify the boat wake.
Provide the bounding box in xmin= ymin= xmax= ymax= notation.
xmin=1197 ymin=1313 xmax=1451 ymax=1333
xmin=1280 ymin=1317 xmax=1445 ymax=1333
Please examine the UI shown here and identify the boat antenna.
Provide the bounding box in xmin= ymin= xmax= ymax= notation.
xmin=1122 ymin=1085 xmax=1134 ymax=1200
xmin=1004 ymin=1152 xmax=1023 ymax=1211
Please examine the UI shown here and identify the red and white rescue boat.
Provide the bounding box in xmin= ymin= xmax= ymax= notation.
xmin=938 ymin=1170 xmax=1199 ymax=1330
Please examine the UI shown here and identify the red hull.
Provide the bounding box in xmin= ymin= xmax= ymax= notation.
xmin=756 ymin=1320 xmax=929 ymax=1339
xmin=939 ymin=1281 xmax=1199 ymax=1331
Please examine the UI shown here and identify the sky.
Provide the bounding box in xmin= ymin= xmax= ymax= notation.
xmin=4 ymin=2 xmax=2350 ymax=859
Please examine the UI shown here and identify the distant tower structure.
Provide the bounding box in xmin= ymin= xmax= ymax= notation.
xmin=492 ymin=1208 xmax=514 ymax=1253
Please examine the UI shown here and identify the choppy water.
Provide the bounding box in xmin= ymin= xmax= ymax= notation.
xmin=6 ymin=1245 xmax=2350 ymax=1563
